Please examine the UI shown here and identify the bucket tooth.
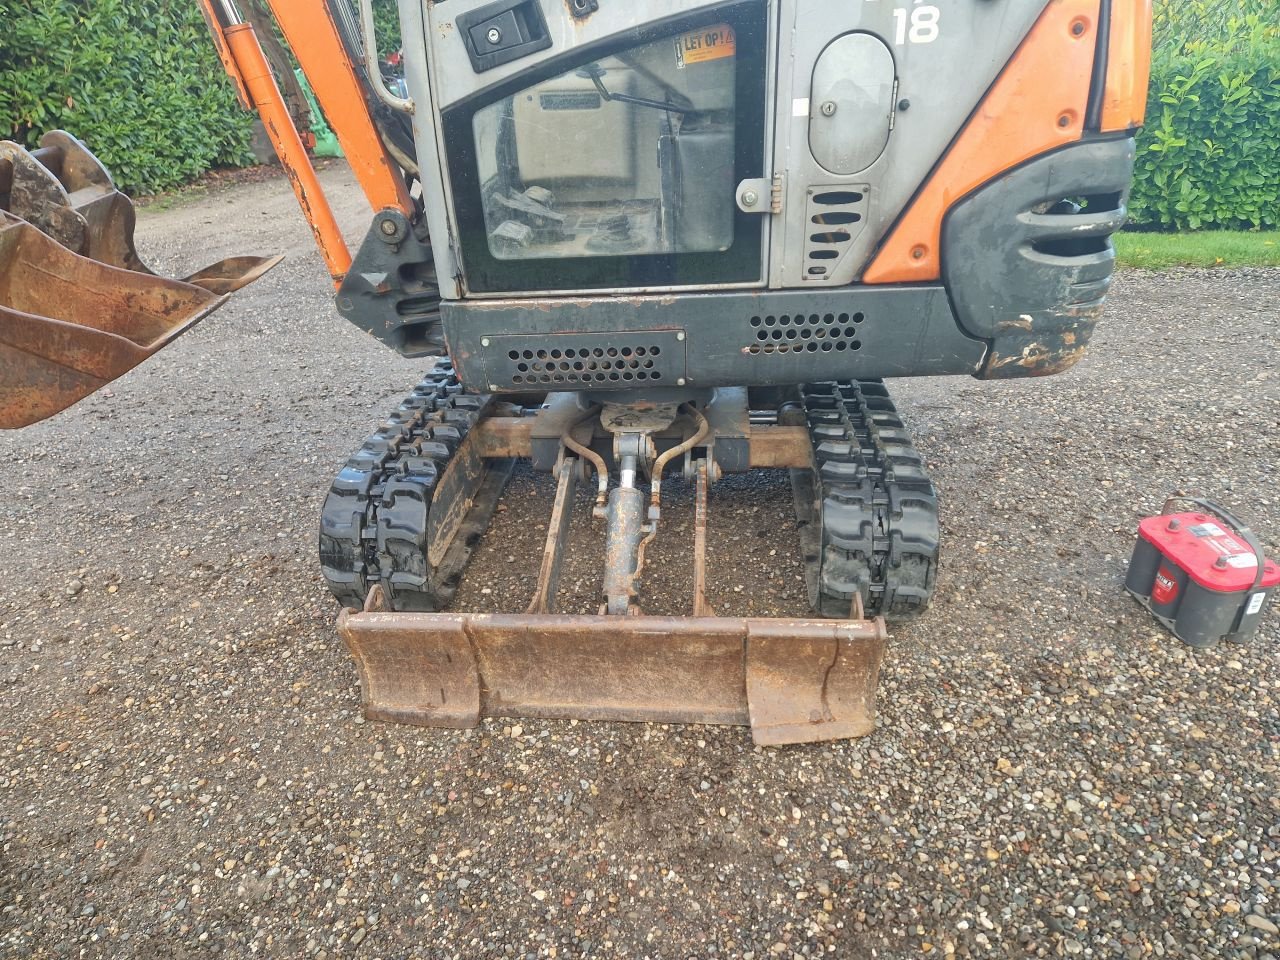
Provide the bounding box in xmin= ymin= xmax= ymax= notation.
xmin=0 ymin=131 xmax=281 ymax=293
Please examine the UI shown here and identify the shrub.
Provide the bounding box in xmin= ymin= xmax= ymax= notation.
xmin=1130 ymin=0 xmax=1280 ymax=229
xmin=372 ymin=0 xmax=402 ymax=58
xmin=1152 ymin=0 xmax=1280 ymax=58
xmin=0 ymin=0 xmax=253 ymax=195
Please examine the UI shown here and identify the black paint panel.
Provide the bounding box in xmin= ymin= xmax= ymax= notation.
xmin=442 ymin=286 xmax=986 ymax=391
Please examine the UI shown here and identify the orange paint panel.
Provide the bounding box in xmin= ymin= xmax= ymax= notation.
xmin=196 ymin=1 xmax=251 ymax=109
xmin=269 ymin=3 xmax=413 ymax=216
xmin=862 ymin=0 xmax=1102 ymax=285
xmin=1101 ymin=0 xmax=1154 ymax=131
xmin=224 ymin=23 xmax=353 ymax=281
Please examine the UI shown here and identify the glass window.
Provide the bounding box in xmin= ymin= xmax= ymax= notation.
xmin=470 ymin=23 xmax=740 ymax=262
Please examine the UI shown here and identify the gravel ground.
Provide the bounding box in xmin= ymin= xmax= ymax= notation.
xmin=1 ymin=163 xmax=1278 ymax=959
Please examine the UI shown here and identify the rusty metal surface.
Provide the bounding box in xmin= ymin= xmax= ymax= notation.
xmin=468 ymin=417 xmax=814 ymax=470
xmin=692 ymin=459 xmax=715 ymax=617
xmin=0 ymin=145 xmax=61 ymax=198
xmin=181 ymin=254 xmax=286 ymax=295
xmin=1 ymin=132 xmax=283 ymax=291
xmin=747 ymin=424 xmax=814 ymax=469
xmin=427 ymin=457 xmax=516 ymax=609
xmin=0 ymin=133 xmax=283 ymax=428
xmin=561 ymin=404 xmax=608 ymax=512
xmin=338 ymin=606 xmax=886 ymax=745
xmin=647 ymin=404 xmax=709 ymax=510
xmin=744 ymin=619 xmax=884 ymax=745
xmin=426 ymin=404 xmax=494 ymax=569
xmin=602 ymin=482 xmax=646 ymax=616
xmin=0 ymin=213 xmax=226 ymax=428
xmin=527 ymin=458 xmax=578 ymax=615
xmin=338 ymin=587 xmax=481 ymax=728
xmin=472 ymin=415 xmax=535 ymax=459
xmin=0 ymin=140 xmax=84 ymax=251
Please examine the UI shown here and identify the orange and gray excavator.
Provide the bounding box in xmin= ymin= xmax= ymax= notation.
xmin=0 ymin=0 xmax=1152 ymax=744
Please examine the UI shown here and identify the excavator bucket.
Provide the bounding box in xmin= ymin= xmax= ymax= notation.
xmin=0 ymin=213 xmax=227 ymax=428
xmin=0 ymin=133 xmax=281 ymax=428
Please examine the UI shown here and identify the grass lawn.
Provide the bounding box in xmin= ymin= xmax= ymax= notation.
xmin=1115 ymin=230 xmax=1280 ymax=269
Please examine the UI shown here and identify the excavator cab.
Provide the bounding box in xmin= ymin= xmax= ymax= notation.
xmin=3 ymin=0 xmax=1153 ymax=743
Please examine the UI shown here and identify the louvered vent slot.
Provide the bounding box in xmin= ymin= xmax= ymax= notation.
xmin=803 ymin=186 xmax=870 ymax=281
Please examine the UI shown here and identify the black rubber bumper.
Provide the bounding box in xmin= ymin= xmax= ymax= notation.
xmin=942 ymin=136 xmax=1137 ymax=379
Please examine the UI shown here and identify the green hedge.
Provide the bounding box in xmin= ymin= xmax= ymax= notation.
xmin=1129 ymin=0 xmax=1280 ymax=229
xmin=0 ymin=0 xmax=253 ymax=195
xmin=370 ymin=0 xmax=402 ymax=59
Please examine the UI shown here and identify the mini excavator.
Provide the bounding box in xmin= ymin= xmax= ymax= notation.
xmin=0 ymin=0 xmax=1152 ymax=743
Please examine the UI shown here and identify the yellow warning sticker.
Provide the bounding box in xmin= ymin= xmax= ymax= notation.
xmin=675 ymin=23 xmax=736 ymax=68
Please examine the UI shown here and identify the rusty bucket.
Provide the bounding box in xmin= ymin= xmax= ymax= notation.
xmin=0 ymin=213 xmax=226 ymax=428
xmin=0 ymin=132 xmax=281 ymax=292
xmin=0 ymin=132 xmax=283 ymax=428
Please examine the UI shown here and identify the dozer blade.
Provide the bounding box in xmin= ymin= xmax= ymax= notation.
xmin=339 ymin=591 xmax=887 ymax=746
xmin=0 ymin=132 xmax=281 ymax=292
xmin=0 ymin=213 xmax=225 ymax=428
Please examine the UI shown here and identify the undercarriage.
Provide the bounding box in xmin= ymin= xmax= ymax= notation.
xmin=324 ymin=361 xmax=939 ymax=745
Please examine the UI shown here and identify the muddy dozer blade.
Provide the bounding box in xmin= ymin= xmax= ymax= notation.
xmin=0 ymin=132 xmax=282 ymax=291
xmin=0 ymin=213 xmax=226 ymax=428
xmin=339 ymin=602 xmax=887 ymax=746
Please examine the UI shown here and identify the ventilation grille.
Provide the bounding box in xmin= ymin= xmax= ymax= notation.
xmin=508 ymin=344 xmax=664 ymax=385
xmin=746 ymin=312 xmax=865 ymax=355
xmin=803 ymin=186 xmax=870 ymax=282
xmin=478 ymin=330 xmax=687 ymax=390
xmin=1027 ymin=193 xmax=1125 ymax=260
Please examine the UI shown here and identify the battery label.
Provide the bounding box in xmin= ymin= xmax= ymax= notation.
xmin=1189 ymin=522 xmax=1226 ymax=538
xmin=1188 ymin=521 xmax=1255 ymax=566
xmin=1152 ymin=568 xmax=1179 ymax=605
xmin=1246 ymin=592 xmax=1266 ymax=616
xmin=1226 ymin=554 xmax=1259 ymax=569
xmin=675 ymin=23 xmax=736 ymax=68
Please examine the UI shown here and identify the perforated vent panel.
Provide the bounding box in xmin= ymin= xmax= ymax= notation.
xmin=745 ymin=311 xmax=865 ymax=355
xmin=802 ymin=186 xmax=870 ymax=283
xmin=475 ymin=330 xmax=687 ymax=390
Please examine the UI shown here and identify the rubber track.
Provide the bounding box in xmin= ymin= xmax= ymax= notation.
xmin=800 ymin=380 xmax=939 ymax=620
xmin=318 ymin=360 xmax=485 ymax=611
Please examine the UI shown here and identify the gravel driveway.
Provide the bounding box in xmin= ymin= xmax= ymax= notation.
xmin=2 ymin=163 xmax=1277 ymax=959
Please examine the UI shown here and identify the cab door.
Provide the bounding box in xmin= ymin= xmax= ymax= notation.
xmin=430 ymin=0 xmax=774 ymax=296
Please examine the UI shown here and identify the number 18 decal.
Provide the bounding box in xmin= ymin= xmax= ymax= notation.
xmin=892 ymin=2 xmax=941 ymax=44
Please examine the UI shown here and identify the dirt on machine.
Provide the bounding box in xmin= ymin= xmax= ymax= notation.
xmin=0 ymin=0 xmax=1153 ymax=744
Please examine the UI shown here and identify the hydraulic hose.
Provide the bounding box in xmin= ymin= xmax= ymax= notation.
xmin=561 ymin=404 xmax=609 ymax=512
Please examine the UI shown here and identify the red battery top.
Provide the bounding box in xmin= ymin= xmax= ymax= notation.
xmin=1139 ymin=512 xmax=1280 ymax=593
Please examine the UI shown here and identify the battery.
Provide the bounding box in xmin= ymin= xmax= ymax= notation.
xmin=1126 ymin=498 xmax=1279 ymax=648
